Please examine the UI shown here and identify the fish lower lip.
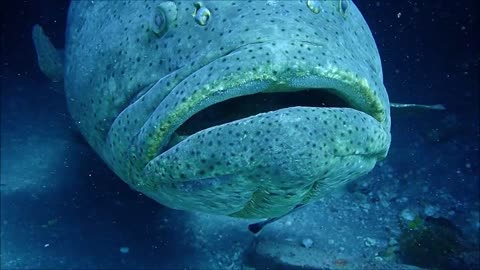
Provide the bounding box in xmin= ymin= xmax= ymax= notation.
xmin=143 ymin=106 xmax=390 ymax=217
xmin=145 ymin=106 xmax=390 ymax=181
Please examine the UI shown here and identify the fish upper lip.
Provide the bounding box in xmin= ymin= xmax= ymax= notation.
xmin=135 ymin=40 xmax=389 ymax=160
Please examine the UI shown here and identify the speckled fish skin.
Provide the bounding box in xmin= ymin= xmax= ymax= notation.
xmin=65 ymin=0 xmax=391 ymax=218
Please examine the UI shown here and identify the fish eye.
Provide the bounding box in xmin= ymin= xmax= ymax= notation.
xmin=155 ymin=12 xmax=166 ymax=30
xmin=151 ymin=1 xmax=177 ymax=37
xmin=150 ymin=7 xmax=167 ymax=37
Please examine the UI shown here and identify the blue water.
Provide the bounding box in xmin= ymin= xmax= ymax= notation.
xmin=1 ymin=1 xmax=479 ymax=269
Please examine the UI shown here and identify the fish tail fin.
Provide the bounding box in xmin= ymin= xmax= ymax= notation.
xmin=32 ymin=24 xmax=64 ymax=82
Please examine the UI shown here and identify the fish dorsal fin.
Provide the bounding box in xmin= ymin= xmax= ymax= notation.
xmin=32 ymin=24 xmax=64 ymax=82
xmin=390 ymin=102 xmax=446 ymax=110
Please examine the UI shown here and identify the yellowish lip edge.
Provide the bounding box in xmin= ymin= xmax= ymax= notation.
xmin=141 ymin=64 xmax=386 ymax=162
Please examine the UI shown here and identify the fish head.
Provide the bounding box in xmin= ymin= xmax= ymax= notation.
xmin=65 ymin=0 xmax=391 ymax=218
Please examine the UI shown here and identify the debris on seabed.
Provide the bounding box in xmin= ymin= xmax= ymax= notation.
xmin=364 ymin=237 xmax=377 ymax=247
xmin=424 ymin=205 xmax=440 ymax=217
xmin=400 ymin=209 xmax=416 ymax=222
xmin=301 ymin=238 xmax=313 ymax=248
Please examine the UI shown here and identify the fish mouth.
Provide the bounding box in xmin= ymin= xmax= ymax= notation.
xmin=159 ymin=47 xmax=390 ymax=154
xmin=163 ymin=78 xmax=390 ymax=158
xmin=174 ymin=89 xmax=352 ymax=137
xmin=174 ymin=89 xmax=379 ymax=144
xmin=139 ymin=41 xmax=391 ymax=217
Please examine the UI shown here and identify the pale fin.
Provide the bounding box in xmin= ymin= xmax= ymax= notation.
xmin=32 ymin=24 xmax=64 ymax=82
xmin=391 ymin=102 xmax=446 ymax=110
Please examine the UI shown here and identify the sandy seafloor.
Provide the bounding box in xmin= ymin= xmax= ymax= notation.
xmin=1 ymin=73 xmax=479 ymax=269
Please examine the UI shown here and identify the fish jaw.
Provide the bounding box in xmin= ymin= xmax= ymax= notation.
xmin=123 ymin=40 xmax=391 ymax=218
xmin=143 ymin=107 xmax=389 ymax=218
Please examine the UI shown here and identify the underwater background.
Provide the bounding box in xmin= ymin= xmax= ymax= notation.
xmin=1 ymin=0 xmax=479 ymax=269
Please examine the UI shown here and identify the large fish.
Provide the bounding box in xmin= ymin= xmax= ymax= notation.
xmin=34 ymin=0 xmax=392 ymax=219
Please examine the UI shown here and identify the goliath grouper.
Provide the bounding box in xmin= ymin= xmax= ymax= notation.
xmin=33 ymin=1 xmax=395 ymax=225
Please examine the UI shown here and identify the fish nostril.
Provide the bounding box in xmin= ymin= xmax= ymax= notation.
xmin=193 ymin=2 xmax=211 ymax=26
xmin=306 ymin=0 xmax=322 ymax=14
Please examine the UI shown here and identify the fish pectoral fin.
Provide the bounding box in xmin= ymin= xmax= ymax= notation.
xmin=32 ymin=24 xmax=64 ymax=83
xmin=390 ymin=102 xmax=446 ymax=110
